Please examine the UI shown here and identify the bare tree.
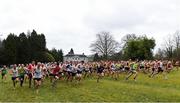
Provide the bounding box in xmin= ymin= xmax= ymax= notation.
xmin=173 ymin=30 xmax=180 ymax=58
xmin=121 ymin=34 xmax=137 ymax=48
xmin=122 ymin=34 xmax=137 ymax=43
xmin=90 ymin=32 xmax=119 ymax=59
xmin=163 ymin=35 xmax=174 ymax=59
xmin=154 ymin=48 xmax=165 ymax=60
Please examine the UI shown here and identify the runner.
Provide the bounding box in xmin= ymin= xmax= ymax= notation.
xmin=145 ymin=61 xmax=151 ymax=73
xmin=33 ymin=62 xmax=42 ymax=94
xmin=66 ymin=62 xmax=73 ymax=82
xmin=11 ymin=64 xmax=19 ymax=89
xmin=41 ymin=63 xmax=47 ymax=85
xmin=58 ymin=63 xmax=64 ymax=80
xmin=41 ymin=63 xmax=47 ymax=79
xmin=1 ymin=65 xmax=8 ymax=82
xmin=166 ymin=61 xmax=173 ymax=73
xmin=71 ymin=63 xmax=77 ymax=82
xmin=149 ymin=61 xmax=157 ymax=78
xmin=97 ymin=62 xmax=104 ymax=83
xmin=124 ymin=61 xmax=130 ymax=72
xmin=52 ymin=62 xmax=61 ymax=88
xmin=150 ymin=60 xmax=166 ymax=79
xmin=28 ymin=61 xmax=36 ymax=88
xmin=111 ymin=62 xmax=118 ymax=80
xmin=84 ymin=63 xmax=90 ymax=79
xmin=48 ymin=63 xmax=55 ymax=83
xmin=88 ymin=64 xmax=93 ymax=77
xmin=18 ymin=64 xmax=26 ymax=87
xmin=175 ymin=61 xmax=179 ymax=71
xmin=125 ymin=61 xmax=138 ymax=81
xmin=140 ymin=60 xmax=147 ymax=74
xmin=24 ymin=64 xmax=29 ymax=83
xmin=76 ymin=63 xmax=83 ymax=83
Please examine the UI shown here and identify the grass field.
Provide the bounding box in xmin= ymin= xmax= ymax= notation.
xmin=1 ymin=70 xmax=180 ymax=102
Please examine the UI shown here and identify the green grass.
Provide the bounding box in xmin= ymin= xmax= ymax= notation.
xmin=1 ymin=70 xmax=180 ymax=102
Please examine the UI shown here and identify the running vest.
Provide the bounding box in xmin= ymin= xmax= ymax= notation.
xmin=111 ymin=64 xmax=116 ymax=70
xmin=18 ymin=67 xmax=25 ymax=76
xmin=130 ymin=63 xmax=134 ymax=69
xmin=34 ymin=68 xmax=42 ymax=78
xmin=2 ymin=68 xmax=7 ymax=74
xmin=133 ymin=63 xmax=138 ymax=70
xmin=115 ymin=64 xmax=121 ymax=69
xmin=159 ymin=62 xmax=163 ymax=68
xmin=12 ymin=69 xmax=18 ymax=77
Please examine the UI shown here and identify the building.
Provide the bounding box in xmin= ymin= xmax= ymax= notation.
xmin=63 ymin=49 xmax=88 ymax=62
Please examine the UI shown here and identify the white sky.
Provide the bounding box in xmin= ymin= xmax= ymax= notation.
xmin=0 ymin=0 xmax=179 ymax=55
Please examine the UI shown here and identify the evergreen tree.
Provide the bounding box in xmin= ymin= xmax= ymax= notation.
xmin=3 ymin=34 xmax=18 ymax=64
xmin=49 ymin=48 xmax=64 ymax=62
xmin=58 ymin=49 xmax=63 ymax=62
xmin=17 ymin=33 xmax=31 ymax=63
xmin=93 ymin=53 xmax=100 ymax=61
xmin=69 ymin=48 xmax=74 ymax=54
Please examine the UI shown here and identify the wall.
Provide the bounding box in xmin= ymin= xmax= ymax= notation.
xmin=64 ymin=56 xmax=88 ymax=62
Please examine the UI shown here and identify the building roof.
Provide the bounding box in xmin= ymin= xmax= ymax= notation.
xmin=64 ymin=54 xmax=87 ymax=57
xmin=65 ymin=49 xmax=87 ymax=57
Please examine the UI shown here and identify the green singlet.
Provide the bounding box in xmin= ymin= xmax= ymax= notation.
xmin=18 ymin=67 xmax=25 ymax=76
xmin=132 ymin=63 xmax=138 ymax=70
xmin=2 ymin=68 xmax=7 ymax=74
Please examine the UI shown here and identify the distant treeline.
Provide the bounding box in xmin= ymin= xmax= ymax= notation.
xmin=0 ymin=30 xmax=179 ymax=65
xmin=0 ymin=30 xmax=63 ymax=65
xmin=91 ymin=31 xmax=180 ymax=61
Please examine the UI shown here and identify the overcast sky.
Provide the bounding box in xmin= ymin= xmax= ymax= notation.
xmin=0 ymin=0 xmax=179 ymax=55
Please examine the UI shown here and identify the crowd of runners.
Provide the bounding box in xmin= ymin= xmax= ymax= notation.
xmin=0 ymin=60 xmax=179 ymax=93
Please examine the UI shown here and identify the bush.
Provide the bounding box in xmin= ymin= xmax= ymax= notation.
xmin=44 ymin=52 xmax=55 ymax=62
xmin=32 ymin=52 xmax=55 ymax=62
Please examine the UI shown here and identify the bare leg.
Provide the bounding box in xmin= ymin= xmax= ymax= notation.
xmin=126 ymin=72 xmax=133 ymax=80
xmin=97 ymin=74 xmax=100 ymax=83
xmin=134 ymin=72 xmax=138 ymax=80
